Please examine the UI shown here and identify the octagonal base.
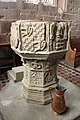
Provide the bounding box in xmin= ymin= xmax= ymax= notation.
xmin=23 ymin=82 xmax=57 ymax=105
xmin=22 ymin=59 xmax=59 ymax=104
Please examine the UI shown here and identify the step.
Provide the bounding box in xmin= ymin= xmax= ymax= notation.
xmin=12 ymin=66 xmax=24 ymax=82
xmin=7 ymin=66 xmax=24 ymax=82
xmin=7 ymin=70 xmax=16 ymax=82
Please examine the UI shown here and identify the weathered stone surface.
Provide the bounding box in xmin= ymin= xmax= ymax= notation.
xmin=0 ymin=0 xmax=80 ymax=40
xmin=0 ymin=1 xmax=16 ymax=9
xmin=16 ymin=0 xmax=24 ymax=9
xmin=61 ymin=13 xmax=77 ymax=21
xmin=0 ymin=33 xmax=10 ymax=45
xmin=0 ymin=20 xmax=11 ymax=33
xmin=21 ymin=57 xmax=59 ymax=104
xmin=8 ymin=66 xmax=24 ymax=82
xmin=12 ymin=66 xmax=24 ymax=82
xmin=0 ymin=9 xmax=5 ymax=19
xmin=10 ymin=20 xmax=70 ymax=104
xmin=4 ymin=9 xmax=20 ymax=19
xmin=8 ymin=70 xmax=16 ymax=82
xmin=11 ymin=21 xmax=70 ymax=53
xmin=1 ymin=77 xmax=80 ymax=120
xmin=67 ymin=0 xmax=80 ymax=14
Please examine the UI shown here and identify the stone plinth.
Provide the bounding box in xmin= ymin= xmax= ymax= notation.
xmin=10 ymin=20 xmax=70 ymax=104
xmin=8 ymin=66 xmax=24 ymax=82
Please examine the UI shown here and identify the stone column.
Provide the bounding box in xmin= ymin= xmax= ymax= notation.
xmin=10 ymin=20 xmax=70 ymax=104
xmin=22 ymin=59 xmax=59 ymax=104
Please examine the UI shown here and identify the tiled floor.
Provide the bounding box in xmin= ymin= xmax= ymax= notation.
xmin=0 ymin=63 xmax=80 ymax=90
xmin=0 ymin=76 xmax=80 ymax=120
xmin=0 ymin=72 xmax=9 ymax=90
xmin=57 ymin=62 xmax=80 ymax=86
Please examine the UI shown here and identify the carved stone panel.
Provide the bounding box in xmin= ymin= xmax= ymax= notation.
xmin=30 ymin=71 xmax=43 ymax=86
xmin=22 ymin=59 xmax=58 ymax=87
xmin=10 ymin=21 xmax=70 ymax=54
xmin=44 ymin=70 xmax=54 ymax=84
xmin=20 ymin=22 xmax=47 ymax=52
xmin=30 ymin=60 xmax=43 ymax=71
xmin=49 ymin=22 xmax=70 ymax=51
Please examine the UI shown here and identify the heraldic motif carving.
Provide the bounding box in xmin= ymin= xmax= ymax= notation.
xmin=11 ymin=21 xmax=70 ymax=53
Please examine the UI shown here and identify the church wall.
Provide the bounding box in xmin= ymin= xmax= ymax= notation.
xmin=0 ymin=0 xmax=80 ymax=39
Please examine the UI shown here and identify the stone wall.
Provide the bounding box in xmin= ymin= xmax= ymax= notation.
xmin=64 ymin=0 xmax=80 ymax=39
xmin=20 ymin=3 xmax=57 ymax=21
xmin=0 ymin=2 xmax=16 ymax=9
xmin=0 ymin=0 xmax=80 ymax=67
xmin=0 ymin=0 xmax=80 ymax=39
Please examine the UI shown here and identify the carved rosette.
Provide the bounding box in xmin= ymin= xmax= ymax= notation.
xmin=10 ymin=20 xmax=70 ymax=104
